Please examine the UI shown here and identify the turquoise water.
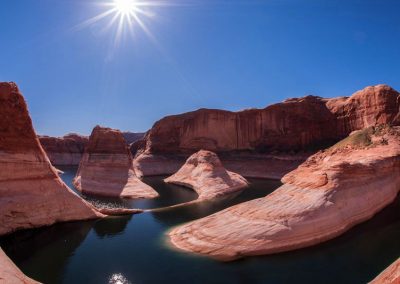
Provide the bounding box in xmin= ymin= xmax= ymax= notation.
xmin=1 ymin=167 xmax=399 ymax=284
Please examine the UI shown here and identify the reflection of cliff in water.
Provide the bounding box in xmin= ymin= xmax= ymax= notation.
xmin=151 ymin=178 xmax=282 ymax=227
xmin=94 ymin=216 xmax=133 ymax=238
xmin=0 ymin=220 xmax=95 ymax=284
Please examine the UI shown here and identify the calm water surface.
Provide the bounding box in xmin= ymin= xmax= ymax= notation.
xmin=1 ymin=167 xmax=399 ymax=284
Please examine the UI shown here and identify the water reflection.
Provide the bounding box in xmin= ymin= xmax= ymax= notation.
xmin=0 ymin=221 xmax=95 ymax=284
xmin=58 ymin=166 xmax=198 ymax=209
xmin=1 ymin=171 xmax=399 ymax=284
xmin=94 ymin=216 xmax=133 ymax=238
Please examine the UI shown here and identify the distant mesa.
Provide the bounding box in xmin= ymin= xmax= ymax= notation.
xmin=165 ymin=150 xmax=248 ymax=201
xmin=39 ymin=131 xmax=144 ymax=167
xmin=73 ymin=125 xmax=159 ymax=199
xmin=168 ymin=126 xmax=400 ymax=261
xmin=39 ymin=134 xmax=89 ymax=166
xmin=134 ymin=84 xmax=400 ymax=179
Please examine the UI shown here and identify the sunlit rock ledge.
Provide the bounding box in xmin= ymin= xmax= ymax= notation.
xmin=168 ymin=126 xmax=400 ymax=261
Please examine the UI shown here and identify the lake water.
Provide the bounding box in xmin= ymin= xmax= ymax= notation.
xmin=1 ymin=167 xmax=399 ymax=284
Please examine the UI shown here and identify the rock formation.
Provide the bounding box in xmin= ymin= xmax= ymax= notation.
xmin=370 ymin=258 xmax=400 ymax=284
xmin=122 ymin=131 xmax=145 ymax=144
xmin=0 ymin=248 xmax=40 ymax=284
xmin=135 ymin=84 xmax=400 ymax=177
xmin=73 ymin=126 xmax=159 ymax=199
xmin=168 ymin=126 xmax=400 ymax=261
xmin=39 ymin=134 xmax=88 ymax=166
xmin=0 ymin=82 xmax=103 ymax=236
xmin=164 ymin=150 xmax=248 ymax=200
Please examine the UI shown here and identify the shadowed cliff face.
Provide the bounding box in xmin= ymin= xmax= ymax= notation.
xmin=142 ymin=85 xmax=400 ymax=155
xmin=0 ymin=82 xmax=101 ymax=237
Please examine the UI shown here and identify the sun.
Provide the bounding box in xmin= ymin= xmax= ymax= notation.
xmin=74 ymin=0 xmax=164 ymax=48
xmin=113 ymin=0 xmax=138 ymax=16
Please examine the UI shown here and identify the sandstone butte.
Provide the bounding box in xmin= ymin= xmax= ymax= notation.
xmin=168 ymin=126 xmax=400 ymax=261
xmin=0 ymin=248 xmax=40 ymax=284
xmin=370 ymin=258 xmax=400 ymax=284
xmin=73 ymin=126 xmax=159 ymax=199
xmin=39 ymin=134 xmax=88 ymax=166
xmin=134 ymin=84 xmax=400 ymax=178
xmin=0 ymin=82 xmax=105 ymax=237
xmin=164 ymin=150 xmax=248 ymax=201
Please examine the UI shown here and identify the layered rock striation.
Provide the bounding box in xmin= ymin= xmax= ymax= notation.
xmin=39 ymin=134 xmax=88 ymax=166
xmin=135 ymin=85 xmax=400 ymax=177
xmin=164 ymin=150 xmax=248 ymax=201
xmin=73 ymin=126 xmax=158 ymax=199
xmin=0 ymin=82 xmax=103 ymax=236
xmin=0 ymin=248 xmax=40 ymax=284
xmin=370 ymin=258 xmax=400 ymax=284
xmin=168 ymin=126 xmax=400 ymax=261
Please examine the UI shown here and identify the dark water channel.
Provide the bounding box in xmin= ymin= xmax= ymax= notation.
xmin=1 ymin=167 xmax=399 ymax=284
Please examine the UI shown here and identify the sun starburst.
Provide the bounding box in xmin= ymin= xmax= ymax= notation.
xmin=74 ymin=0 xmax=165 ymax=48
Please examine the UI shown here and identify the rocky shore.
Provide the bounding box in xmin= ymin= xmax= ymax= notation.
xmin=169 ymin=126 xmax=400 ymax=260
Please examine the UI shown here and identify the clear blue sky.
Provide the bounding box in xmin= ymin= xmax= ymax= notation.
xmin=1 ymin=0 xmax=399 ymax=136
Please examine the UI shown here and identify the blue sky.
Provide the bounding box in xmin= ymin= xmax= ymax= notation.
xmin=1 ymin=0 xmax=400 ymax=136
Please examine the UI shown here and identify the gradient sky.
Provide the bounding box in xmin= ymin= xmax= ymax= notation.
xmin=1 ymin=0 xmax=400 ymax=136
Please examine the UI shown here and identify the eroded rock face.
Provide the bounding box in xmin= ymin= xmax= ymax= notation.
xmin=73 ymin=126 xmax=158 ymax=199
xmin=135 ymin=85 xmax=400 ymax=177
xmin=168 ymin=127 xmax=400 ymax=261
xmin=0 ymin=248 xmax=40 ymax=284
xmin=164 ymin=150 xmax=248 ymax=200
xmin=370 ymin=258 xmax=400 ymax=284
xmin=39 ymin=134 xmax=88 ymax=166
xmin=0 ymin=82 xmax=102 ymax=236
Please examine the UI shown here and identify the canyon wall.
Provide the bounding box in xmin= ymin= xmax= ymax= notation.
xmin=39 ymin=134 xmax=88 ymax=166
xmin=135 ymin=84 xmax=400 ymax=177
xmin=0 ymin=82 xmax=103 ymax=236
xmin=168 ymin=126 xmax=400 ymax=261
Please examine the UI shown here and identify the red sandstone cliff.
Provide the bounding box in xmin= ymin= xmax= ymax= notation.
xmin=0 ymin=82 xmax=103 ymax=236
xmin=134 ymin=84 xmax=400 ymax=177
xmin=39 ymin=134 xmax=88 ymax=166
xmin=73 ymin=126 xmax=159 ymax=199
